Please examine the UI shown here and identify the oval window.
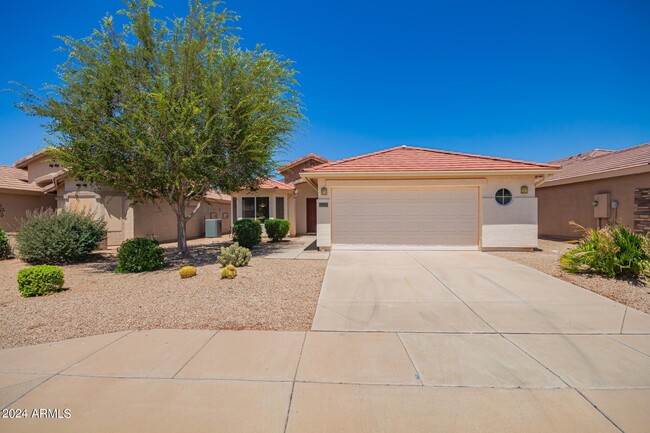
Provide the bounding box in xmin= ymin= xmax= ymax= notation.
xmin=495 ymin=188 xmax=513 ymax=206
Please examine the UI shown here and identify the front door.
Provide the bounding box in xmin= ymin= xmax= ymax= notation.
xmin=306 ymin=198 xmax=317 ymax=233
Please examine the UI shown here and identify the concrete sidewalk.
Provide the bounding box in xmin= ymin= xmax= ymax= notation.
xmin=1 ymin=328 xmax=649 ymax=432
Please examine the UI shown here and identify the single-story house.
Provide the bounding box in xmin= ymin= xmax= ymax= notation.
xmin=537 ymin=142 xmax=650 ymax=239
xmin=0 ymin=165 xmax=57 ymax=232
xmin=231 ymin=154 xmax=328 ymax=236
xmin=0 ymin=150 xmax=232 ymax=246
xmin=297 ymin=145 xmax=560 ymax=251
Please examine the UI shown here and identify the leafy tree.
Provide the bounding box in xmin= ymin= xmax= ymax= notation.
xmin=14 ymin=0 xmax=303 ymax=254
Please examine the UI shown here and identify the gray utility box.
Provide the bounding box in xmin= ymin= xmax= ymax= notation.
xmin=205 ymin=219 xmax=222 ymax=238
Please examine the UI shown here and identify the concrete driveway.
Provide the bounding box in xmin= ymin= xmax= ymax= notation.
xmin=2 ymin=251 xmax=650 ymax=432
xmin=313 ymin=251 xmax=647 ymax=333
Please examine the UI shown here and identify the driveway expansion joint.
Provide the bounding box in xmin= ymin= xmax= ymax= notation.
xmin=171 ymin=330 xmax=220 ymax=379
xmin=282 ymin=331 xmax=307 ymax=433
xmin=619 ymin=306 xmax=628 ymax=334
xmin=1 ymin=330 xmax=134 ymax=410
xmin=396 ymin=333 xmax=424 ymax=386
xmin=406 ymin=251 xmax=499 ymax=333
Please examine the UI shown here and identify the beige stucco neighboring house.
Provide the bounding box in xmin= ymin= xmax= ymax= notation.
xmin=300 ymin=146 xmax=560 ymax=251
xmin=0 ymin=163 xmax=57 ymax=232
xmin=0 ymin=150 xmax=232 ymax=246
xmin=537 ymin=142 xmax=650 ymax=239
xmin=231 ymin=154 xmax=328 ymax=236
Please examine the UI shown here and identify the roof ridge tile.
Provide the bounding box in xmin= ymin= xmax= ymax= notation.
xmin=303 ymin=145 xmax=559 ymax=173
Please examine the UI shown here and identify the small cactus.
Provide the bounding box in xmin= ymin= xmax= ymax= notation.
xmin=217 ymin=242 xmax=252 ymax=267
xmin=179 ymin=266 xmax=197 ymax=279
xmin=220 ymin=264 xmax=237 ymax=279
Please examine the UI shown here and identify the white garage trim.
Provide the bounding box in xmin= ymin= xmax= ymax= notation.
xmin=330 ymin=186 xmax=480 ymax=250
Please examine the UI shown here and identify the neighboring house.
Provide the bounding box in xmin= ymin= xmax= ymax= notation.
xmin=0 ymin=150 xmax=232 ymax=246
xmin=537 ymin=142 xmax=650 ymax=239
xmin=0 ymin=164 xmax=57 ymax=232
xmin=300 ymin=146 xmax=560 ymax=251
xmin=231 ymin=154 xmax=328 ymax=236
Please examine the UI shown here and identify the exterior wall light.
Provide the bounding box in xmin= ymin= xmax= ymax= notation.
xmin=321 ymin=187 xmax=328 ymax=196
xmin=520 ymin=185 xmax=529 ymax=194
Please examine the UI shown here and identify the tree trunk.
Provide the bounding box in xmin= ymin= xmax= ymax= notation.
xmin=176 ymin=212 xmax=189 ymax=255
xmin=174 ymin=198 xmax=202 ymax=256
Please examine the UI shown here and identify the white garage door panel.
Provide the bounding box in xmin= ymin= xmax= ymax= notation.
xmin=332 ymin=188 xmax=478 ymax=248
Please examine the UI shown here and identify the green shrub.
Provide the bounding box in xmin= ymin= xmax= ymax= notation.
xmin=232 ymin=219 xmax=262 ymax=248
xmin=116 ymin=238 xmax=165 ymax=273
xmin=220 ymin=264 xmax=237 ymax=279
xmin=16 ymin=209 xmax=107 ymax=264
xmin=179 ymin=266 xmax=197 ymax=279
xmin=0 ymin=227 xmax=11 ymax=259
xmin=17 ymin=265 xmax=64 ymax=297
xmin=217 ymin=242 xmax=252 ymax=267
xmin=264 ymin=219 xmax=290 ymax=242
xmin=560 ymin=223 xmax=650 ymax=278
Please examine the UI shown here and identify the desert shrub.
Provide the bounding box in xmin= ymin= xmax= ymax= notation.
xmin=16 ymin=209 xmax=107 ymax=264
xmin=179 ymin=266 xmax=197 ymax=279
xmin=116 ymin=238 xmax=165 ymax=273
xmin=220 ymin=264 xmax=237 ymax=279
xmin=232 ymin=219 xmax=262 ymax=248
xmin=0 ymin=227 xmax=11 ymax=259
xmin=17 ymin=265 xmax=64 ymax=297
xmin=560 ymin=223 xmax=650 ymax=278
xmin=265 ymin=219 xmax=290 ymax=242
xmin=217 ymin=242 xmax=252 ymax=267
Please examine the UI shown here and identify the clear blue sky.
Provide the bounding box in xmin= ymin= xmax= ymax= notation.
xmin=1 ymin=0 xmax=649 ymax=167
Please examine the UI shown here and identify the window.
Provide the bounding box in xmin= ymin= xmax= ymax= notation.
xmin=495 ymin=188 xmax=513 ymax=206
xmin=276 ymin=197 xmax=285 ymax=219
xmin=242 ymin=197 xmax=255 ymax=218
xmin=232 ymin=199 xmax=237 ymax=220
xmin=241 ymin=197 xmax=271 ymax=221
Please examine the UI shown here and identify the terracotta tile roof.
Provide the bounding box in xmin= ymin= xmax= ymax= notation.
xmin=33 ymin=170 xmax=67 ymax=186
xmin=13 ymin=149 xmax=50 ymax=169
xmin=258 ymin=178 xmax=295 ymax=190
xmin=0 ymin=166 xmax=44 ymax=193
xmin=543 ymin=142 xmax=650 ymax=185
xmin=551 ymin=148 xmax=613 ymax=165
xmin=278 ymin=153 xmax=329 ymax=172
xmin=303 ymin=146 xmax=560 ymax=174
xmin=205 ymin=190 xmax=232 ymax=202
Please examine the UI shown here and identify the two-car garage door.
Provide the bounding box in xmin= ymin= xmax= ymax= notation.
xmin=331 ymin=187 xmax=479 ymax=249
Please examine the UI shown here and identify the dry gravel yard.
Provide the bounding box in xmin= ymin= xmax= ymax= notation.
xmin=490 ymin=239 xmax=650 ymax=314
xmin=0 ymin=238 xmax=326 ymax=349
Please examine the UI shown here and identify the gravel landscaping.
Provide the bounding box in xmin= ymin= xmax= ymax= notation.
xmin=0 ymin=238 xmax=326 ymax=349
xmin=490 ymin=239 xmax=650 ymax=314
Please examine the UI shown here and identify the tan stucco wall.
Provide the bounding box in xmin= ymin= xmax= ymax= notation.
xmin=312 ymin=175 xmax=538 ymax=250
xmin=133 ymin=200 xmax=230 ymax=243
xmin=205 ymin=202 xmax=232 ymax=234
xmin=295 ymin=182 xmax=318 ymax=234
xmin=60 ymin=179 xmax=230 ymax=246
xmin=26 ymin=159 xmax=61 ymax=183
xmin=0 ymin=192 xmax=56 ymax=232
xmin=537 ymin=172 xmax=650 ymax=239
